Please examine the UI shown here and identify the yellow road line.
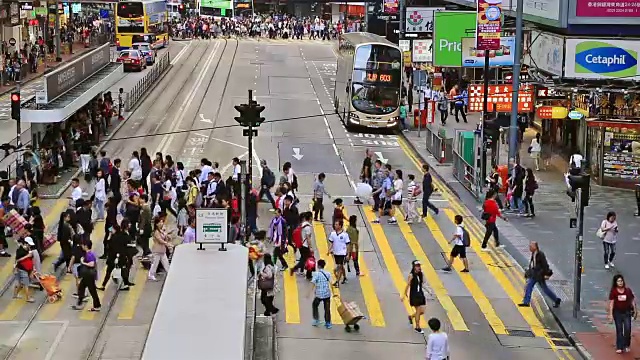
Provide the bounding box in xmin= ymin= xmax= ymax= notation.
xmin=342 ymin=206 xmax=385 ymax=327
xmin=362 ymin=206 xmax=426 ymax=328
xmin=311 ymin=222 xmax=343 ymax=325
xmin=395 ymin=215 xmax=469 ymax=331
xmin=282 ymin=245 xmax=301 ymax=324
xmin=419 ymin=213 xmax=507 ymax=334
xmin=0 ymin=198 xmax=68 ymax=320
xmin=118 ymin=258 xmax=149 ymax=320
xmin=80 ymin=222 xmax=107 ymax=320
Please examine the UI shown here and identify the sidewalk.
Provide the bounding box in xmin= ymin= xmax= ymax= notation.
xmin=402 ymin=115 xmax=640 ymax=359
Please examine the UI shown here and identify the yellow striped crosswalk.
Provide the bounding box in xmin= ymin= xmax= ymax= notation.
xmin=310 ymin=221 xmax=343 ymax=325
xmin=272 ymin=196 xmax=564 ymax=343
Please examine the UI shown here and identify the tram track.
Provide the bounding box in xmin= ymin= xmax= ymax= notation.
xmin=0 ymin=39 xmax=233 ymax=360
xmin=83 ymin=38 xmax=239 ymax=360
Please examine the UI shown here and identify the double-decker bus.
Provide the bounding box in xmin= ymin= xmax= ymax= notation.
xmin=116 ymin=0 xmax=169 ymax=51
xmin=334 ymin=32 xmax=402 ymax=131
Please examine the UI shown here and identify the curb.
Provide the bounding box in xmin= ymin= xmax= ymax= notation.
xmin=39 ymin=63 xmax=175 ymax=199
xmin=398 ymin=130 xmax=594 ymax=360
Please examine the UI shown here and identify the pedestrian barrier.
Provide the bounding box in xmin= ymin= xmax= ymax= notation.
xmin=424 ymin=125 xmax=454 ymax=164
xmin=452 ymin=149 xmax=482 ymax=199
xmin=124 ymin=52 xmax=171 ymax=112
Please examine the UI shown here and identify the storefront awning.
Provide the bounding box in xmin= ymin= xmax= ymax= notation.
xmin=20 ymin=63 xmax=123 ymax=123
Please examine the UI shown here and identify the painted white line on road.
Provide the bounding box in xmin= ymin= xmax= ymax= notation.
xmin=171 ymin=41 xmax=192 ymax=64
xmin=44 ymin=320 xmax=69 ymax=360
xmin=332 ymin=143 xmax=339 ymax=157
xmin=251 ymin=136 xmax=263 ymax=177
xmin=625 ymin=252 xmax=639 ymax=255
xmin=157 ymin=41 xmax=221 ymax=155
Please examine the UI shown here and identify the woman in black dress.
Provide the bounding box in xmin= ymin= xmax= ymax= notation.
xmin=402 ymin=260 xmax=426 ymax=334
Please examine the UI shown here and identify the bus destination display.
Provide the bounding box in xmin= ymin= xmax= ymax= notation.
xmin=366 ymin=73 xmax=393 ymax=83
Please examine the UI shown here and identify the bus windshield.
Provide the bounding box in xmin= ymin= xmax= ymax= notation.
xmin=117 ymin=2 xmax=145 ymax=33
xmin=351 ymin=44 xmax=401 ymax=115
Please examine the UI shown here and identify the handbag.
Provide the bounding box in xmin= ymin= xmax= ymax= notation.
xmin=596 ymin=227 xmax=606 ymax=239
xmin=258 ymin=273 xmax=275 ymax=291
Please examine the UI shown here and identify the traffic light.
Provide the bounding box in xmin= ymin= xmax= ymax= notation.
xmin=565 ymin=173 xmax=590 ymax=206
xmin=10 ymin=92 xmax=20 ymax=121
xmin=234 ymin=103 xmax=266 ymax=127
xmin=178 ymin=4 xmax=185 ymax=14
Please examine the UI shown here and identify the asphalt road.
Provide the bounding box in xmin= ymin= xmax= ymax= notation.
xmin=248 ymin=40 xmax=581 ymax=360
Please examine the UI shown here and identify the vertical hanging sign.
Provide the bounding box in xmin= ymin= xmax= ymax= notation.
xmin=475 ymin=0 xmax=502 ymax=51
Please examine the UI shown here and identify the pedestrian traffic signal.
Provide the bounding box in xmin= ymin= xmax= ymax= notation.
xmin=565 ymin=173 xmax=590 ymax=206
xmin=178 ymin=4 xmax=185 ymax=14
xmin=10 ymin=92 xmax=20 ymax=121
xmin=234 ymin=103 xmax=266 ymax=127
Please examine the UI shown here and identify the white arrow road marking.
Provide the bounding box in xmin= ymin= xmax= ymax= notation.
xmin=199 ymin=114 xmax=212 ymax=123
xmin=292 ymin=147 xmax=304 ymax=160
xmin=375 ymin=151 xmax=388 ymax=164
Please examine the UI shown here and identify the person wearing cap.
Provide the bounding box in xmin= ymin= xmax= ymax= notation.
xmin=23 ymin=226 xmax=43 ymax=290
xmin=72 ymin=240 xmax=101 ymax=312
xmin=401 ymin=260 xmax=427 ymax=334
xmin=13 ymin=236 xmax=35 ymax=303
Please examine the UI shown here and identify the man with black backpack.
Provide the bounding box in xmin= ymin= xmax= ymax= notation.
xmin=259 ymin=160 xmax=276 ymax=209
xmin=442 ymin=214 xmax=470 ymax=273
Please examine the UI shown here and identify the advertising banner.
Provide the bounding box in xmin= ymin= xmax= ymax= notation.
xmin=405 ymin=7 xmax=443 ymax=33
xmin=475 ymin=0 xmax=503 ymax=50
xmin=576 ymin=0 xmax=640 ymax=17
xmin=524 ymin=31 xmax=564 ymax=76
xmin=564 ymin=38 xmax=640 ymax=80
xmin=462 ymin=37 xmax=514 ymax=67
xmin=468 ymin=84 xmax=534 ymax=113
xmin=399 ymin=40 xmax=412 ymax=65
xmin=383 ymin=0 xmax=398 ymax=14
xmin=433 ymin=11 xmax=476 ymax=67
xmin=412 ymin=39 xmax=433 ymax=63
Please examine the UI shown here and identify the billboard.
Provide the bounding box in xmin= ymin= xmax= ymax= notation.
xmin=524 ymin=31 xmax=564 ymax=76
xmin=576 ymin=0 xmax=640 ymax=17
xmin=383 ymin=0 xmax=398 ymax=14
xmin=405 ymin=7 xmax=444 ymax=33
xmin=462 ymin=37 xmax=514 ymax=67
xmin=564 ymin=38 xmax=640 ymax=80
xmin=475 ymin=0 xmax=503 ymax=50
xmin=468 ymin=84 xmax=534 ymax=113
xmin=413 ymin=39 xmax=433 ymax=63
xmin=433 ymin=11 xmax=476 ymax=67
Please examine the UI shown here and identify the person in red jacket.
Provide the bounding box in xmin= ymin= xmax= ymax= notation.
xmin=481 ymin=190 xmax=508 ymax=250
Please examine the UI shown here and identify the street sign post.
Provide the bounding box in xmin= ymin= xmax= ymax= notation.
xmin=195 ymin=208 xmax=230 ymax=251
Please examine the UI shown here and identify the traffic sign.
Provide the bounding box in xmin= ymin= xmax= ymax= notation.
xmin=195 ymin=208 xmax=229 ymax=245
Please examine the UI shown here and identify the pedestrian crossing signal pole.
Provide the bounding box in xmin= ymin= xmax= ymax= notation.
xmin=235 ymin=89 xmax=265 ymax=243
xmin=566 ymin=172 xmax=590 ymax=318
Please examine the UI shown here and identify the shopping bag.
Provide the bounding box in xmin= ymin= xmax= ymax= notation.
xmin=43 ymin=233 xmax=57 ymax=251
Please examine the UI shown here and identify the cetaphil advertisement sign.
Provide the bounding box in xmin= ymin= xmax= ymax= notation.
xmin=433 ymin=11 xmax=476 ymax=67
xmin=564 ymin=38 xmax=639 ymax=80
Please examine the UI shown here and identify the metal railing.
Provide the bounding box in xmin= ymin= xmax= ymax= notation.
xmin=424 ymin=125 xmax=454 ymax=164
xmin=452 ymin=149 xmax=482 ymax=199
xmin=124 ymin=52 xmax=171 ymax=111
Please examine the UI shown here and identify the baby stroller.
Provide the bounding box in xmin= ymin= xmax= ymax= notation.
xmin=39 ymin=274 xmax=63 ymax=303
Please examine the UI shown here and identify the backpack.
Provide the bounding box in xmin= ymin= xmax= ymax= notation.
xmin=264 ymin=168 xmax=276 ymax=188
xmin=333 ymin=207 xmax=344 ymax=222
xmin=292 ymin=173 xmax=299 ymax=190
xmin=292 ymin=224 xmax=309 ymax=249
xmin=461 ymin=226 xmax=471 ymax=247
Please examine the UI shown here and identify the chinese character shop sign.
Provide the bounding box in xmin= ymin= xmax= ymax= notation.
xmin=576 ymin=0 xmax=640 ymax=17
xmin=468 ymin=84 xmax=533 ymax=113
xmin=476 ymin=0 xmax=503 ymax=51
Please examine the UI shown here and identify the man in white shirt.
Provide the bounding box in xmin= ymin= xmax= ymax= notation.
xmin=231 ymin=157 xmax=241 ymax=182
xmin=199 ymin=158 xmax=214 ymax=184
xmin=69 ymin=178 xmax=83 ymax=208
xmin=442 ymin=214 xmax=469 ymax=272
xmin=327 ymin=219 xmax=350 ymax=287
